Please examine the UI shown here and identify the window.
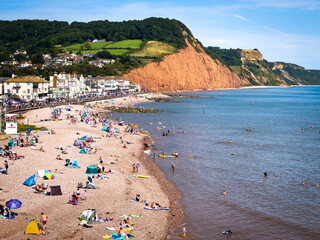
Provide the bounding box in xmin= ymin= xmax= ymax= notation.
xmin=16 ymin=89 xmax=18 ymax=93
xmin=27 ymin=89 xmax=30 ymax=94
xmin=7 ymin=89 xmax=10 ymax=93
xmin=6 ymin=82 xmax=9 ymax=85
xmin=27 ymin=83 xmax=30 ymax=86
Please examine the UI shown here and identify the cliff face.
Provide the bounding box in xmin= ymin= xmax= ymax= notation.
xmin=124 ymin=40 xmax=249 ymax=91
xmin=241 ymin=49 xmax=263 ymax=61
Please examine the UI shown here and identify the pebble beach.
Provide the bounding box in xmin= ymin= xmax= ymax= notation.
xmin=0 ymin=94 xmax=183 ymax=239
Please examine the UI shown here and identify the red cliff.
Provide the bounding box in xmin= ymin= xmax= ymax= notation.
xmin=124 ymin=40 xmax=249 ymax=91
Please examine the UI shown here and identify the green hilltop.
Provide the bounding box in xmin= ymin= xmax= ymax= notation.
xmin=0 ymin=17 xmax=319 ymax=85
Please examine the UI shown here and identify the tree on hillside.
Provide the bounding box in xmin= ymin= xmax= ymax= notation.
xmin=84 ymin=43 xmax=92 ymax=50
xmin=14 ymin=54 xmax=28 ymax=63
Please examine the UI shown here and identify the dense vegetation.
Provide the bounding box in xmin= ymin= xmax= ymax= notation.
xmin=205 ymin=46 xmax=320 ymax=85
xmin=282 ymin=66 xmax=320 ymax=85
xmin=0 ymin=17 xmax=188 ymax=55
xmin=0 ymin=18 xmax=192 ymax=78
xmin=206 ymin=47 xmax=242 ymax=66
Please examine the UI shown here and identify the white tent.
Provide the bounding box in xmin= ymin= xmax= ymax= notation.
xmin=35 ymin=169 xmax=46 ymax=178
xmin=79 ymin=209 xmax=98 ymax=224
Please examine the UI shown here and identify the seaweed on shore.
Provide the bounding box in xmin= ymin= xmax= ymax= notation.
xmin=154 ymin=98 xmax=183 ymax=102
xmin=104 ymin=106 xmax=165 ymax=113
xmin=164 ymin=94 xmax=213 ymax=99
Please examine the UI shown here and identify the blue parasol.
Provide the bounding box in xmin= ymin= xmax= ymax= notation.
xmin=6 ymin=199 xmax=22 ymax=209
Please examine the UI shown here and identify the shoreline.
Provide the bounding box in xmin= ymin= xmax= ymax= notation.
xmin=0 ymin=95 xmax=184 ymax=239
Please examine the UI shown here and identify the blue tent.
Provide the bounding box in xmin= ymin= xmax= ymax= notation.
xmin=86 ymin=165 xmax=98 ymax=174
xmin=101 ymin=127 xmax=107 ymax=131
xmin=79 ymin=147 xmax=87 ymax=154
xmin=8 ymin=139 xmax=15 ymax=147
xmin=23 ymin=175 xmax=36 ymax=186
xmin=69 ymin=160 xmax=80 ymax=168
xmin=81 ymin=136 xmax=88 ymax=141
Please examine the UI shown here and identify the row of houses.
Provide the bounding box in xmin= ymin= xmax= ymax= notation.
xmin=0 ymin=73 xmax=140 ymax=100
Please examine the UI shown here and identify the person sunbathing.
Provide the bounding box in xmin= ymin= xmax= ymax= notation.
xmin=39 ymin=146 xmax=45 ymax=152
xmin=36 ymin=183 xmax=47 ymax=192
xmin=0 ymin=188 xmax=9 ymax=193
xmin=56 ymin=155 xmax=63 ymax=160
xmin=61 ymin=149 xmax=68 ymax=154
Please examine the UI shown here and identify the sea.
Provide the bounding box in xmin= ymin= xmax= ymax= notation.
xmin=113 ymin=86 xmax=320 ymax=240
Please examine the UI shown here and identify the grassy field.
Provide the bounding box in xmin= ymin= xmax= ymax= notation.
xmin=105 ymin=40 xmax=142 ymax=49
xmin=229 ymin=65 xmax=242 ymax=75
xmin=106 ymin=49 xmax=130 ymax=55
xmin=62 ymin=39 xmax=177 ymax=58
xmin=64 ymin=42 xmax=112 ymax=52
xmin=130 ymin=41 xmax=176 ymax=57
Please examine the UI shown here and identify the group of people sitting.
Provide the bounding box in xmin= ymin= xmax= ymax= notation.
xmin=70 ymin=188 xmax=87 ymax=204
xmin=0 ymin=204 xmax=12 ymax=218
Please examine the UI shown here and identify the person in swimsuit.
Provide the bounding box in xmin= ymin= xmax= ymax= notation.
xmin=41 ymin=212 xmax=48 ymax=230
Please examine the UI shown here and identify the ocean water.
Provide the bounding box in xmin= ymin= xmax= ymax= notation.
xmin=114 ymin=86 xmax=320 ymax=240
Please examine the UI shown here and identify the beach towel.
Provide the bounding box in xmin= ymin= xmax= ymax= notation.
xmin=50 ymin=186 xmax=62 ymax=196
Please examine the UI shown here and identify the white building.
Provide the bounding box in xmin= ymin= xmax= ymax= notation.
xmin=3 ymin=76 xmax=49 ymax=100
xmin=50 ymin=72 xmax=86 ymax=97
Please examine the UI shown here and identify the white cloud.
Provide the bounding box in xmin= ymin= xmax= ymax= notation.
xmin=234 ymin=14 xmax=249 ymax=21
xmin=264 ymin=26 xmax=286 ymax=35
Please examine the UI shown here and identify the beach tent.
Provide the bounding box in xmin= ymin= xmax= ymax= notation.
xmin=79 ymin=209 xmax=97 ymax=224
xmin=8 ymin=139 xmax=15 ymax=147
xmin=50 ymin=185 xmax=62 ymax=196
xmin=86 ymin=165 xmax=98 ymax=174
xmin=81 ymin=136 xmax=88 ymax=141
xmin=25 ymin=220 xmax=43 ymax=235
xmin=74 ymin=139 xmax=83 ymax=146
xmin=23 ymin=175 xmax=36 ymax=186
xmin=44 ymin=170 xmax=55 ymax=180
xmin=79 ymin=147 xmax=87 ymax=154
xmin=101 ymin=127 xmax=107 ymax=131
xmin=69 ymin=160 xmax=80 ymax=168
xmin=35 ymin=169 xmax=46 ymax=178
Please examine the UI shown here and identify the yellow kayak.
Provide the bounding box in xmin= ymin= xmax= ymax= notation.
xmin=131 ymin=175 xmax=150 ymax=178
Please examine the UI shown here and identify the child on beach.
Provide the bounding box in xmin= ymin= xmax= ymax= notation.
xmin=40 ymin=212 xmax=48 ymax=230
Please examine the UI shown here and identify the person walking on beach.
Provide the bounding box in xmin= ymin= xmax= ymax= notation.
xmin=4 ymin=160 xmax=8 ymax=173
xmin=132 ymin=163 xmax=137 ymax=173
xmin=40 ymin=212 xmax=48 ymax=230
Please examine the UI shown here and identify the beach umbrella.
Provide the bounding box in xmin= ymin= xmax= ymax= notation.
xmin=45 ymin=170 xmax=55 ymax=180
xmin=6 ymin=199 xmax=22 ymax=209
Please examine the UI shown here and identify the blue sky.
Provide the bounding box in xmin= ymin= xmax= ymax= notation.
xmin=1 ymin=0 xmax=320 ymax=69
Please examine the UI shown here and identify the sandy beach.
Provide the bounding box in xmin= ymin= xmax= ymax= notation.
xmin=0 ymin=93 xmax=183 ymax=239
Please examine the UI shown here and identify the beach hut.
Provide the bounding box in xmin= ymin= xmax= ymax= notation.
xmin=86 ymin=165 xmax=98 ymax=174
